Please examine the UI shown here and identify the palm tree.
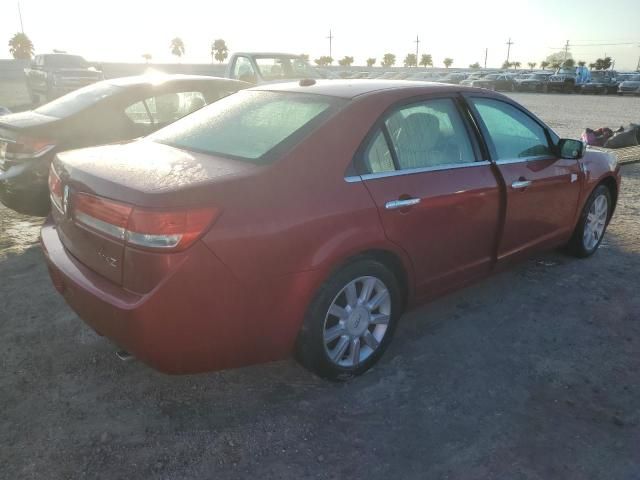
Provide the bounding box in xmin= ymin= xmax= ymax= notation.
xmin=540 ymin=61 xmax=550 ymax=70
xmin=8 ymin=32 xmax=34 ymax=60
xmin=420 ymin=54 xmax=433 ymax=68
xmin=443 ymin=58 xmax=453 ymax=68
xmin=366 ymin=58 xmax=376 ymax=67
xmin=469 ymin=62 xmax=481 ymax=69
xmin=142 ymin=53 xmax=152 ymax=64
xmin=577 ymin=61 xmax=586 ymax=67
xmin=512 ymin=61 xmax=521 ymax=70
xmin=528 ymin=62 xmax=537 ymax=69
xmin=170 ymin=37 xmax=185 ymax=61
xmin=212 ymin=39 xmax=228 ymax=64
xmin=502 ymin=60 xmax=511 ymax=69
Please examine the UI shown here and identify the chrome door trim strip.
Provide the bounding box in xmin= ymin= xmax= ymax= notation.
xmin=344 ymin=160 xmax=491 ymax=183
xmin=494 ymin=155 xmax=553 ymax=165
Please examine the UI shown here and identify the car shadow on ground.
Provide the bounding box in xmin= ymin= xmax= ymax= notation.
xmin=1 ymin=164 xmax=638 ymax=479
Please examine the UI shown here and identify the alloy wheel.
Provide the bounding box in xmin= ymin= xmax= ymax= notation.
xmin=323 ymin=276 xmax=391 ymax=368
xmin=583 ymin=193 xmax=608 ymax=251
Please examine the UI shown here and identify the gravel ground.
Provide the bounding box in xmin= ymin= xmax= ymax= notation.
xmin=1 ymin=93 xmax=639 ymax=479
xmin=506 ymin=92 xmax=640 ymax=139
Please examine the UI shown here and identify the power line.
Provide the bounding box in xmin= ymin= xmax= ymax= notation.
xmin=505 ymin=37 xmax=514 ymax=64
xmin=17 ymin=1 xmax=24 ymax=33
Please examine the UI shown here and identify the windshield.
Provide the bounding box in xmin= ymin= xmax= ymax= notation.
xmin=484 ymin=74 xmax=500 ymax=80
xmin=34 ymin=81 xmax=121 ymax=118
xmin=149 ymin=91 xmax=344 ymax=162
xmin=45 ymin=54 xmax=89 ymax=68
xmin=255 ymin=56 xmax=320 ymax=81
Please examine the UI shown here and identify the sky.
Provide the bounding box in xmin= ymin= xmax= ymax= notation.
xmin=3 ymin=0 xmax=640 ymax=70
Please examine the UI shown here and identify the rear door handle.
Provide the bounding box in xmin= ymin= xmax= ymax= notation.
xmin=511 ymin=180 xmax=532 ymax=189
xmin=385 ymin=198 xmax=421 ymax=210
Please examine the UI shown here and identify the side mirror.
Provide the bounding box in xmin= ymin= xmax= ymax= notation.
xmin=558 ymin=138 xmax=585 ymax=159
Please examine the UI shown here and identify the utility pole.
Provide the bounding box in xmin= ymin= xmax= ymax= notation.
xmin=414 ymin=35 xmax=420 ymax=67
xmin=505 ymin=38 xmax=514 ymax=65
xmin=484 ymin=48 xmax=488 ymax=69
xmin=17 ymin=1 xmax=24 ymax=33
xmin=563 ymin=40 xmax=570 ymax=62
xmin=327 ymin=29 xmax=333 ymax=60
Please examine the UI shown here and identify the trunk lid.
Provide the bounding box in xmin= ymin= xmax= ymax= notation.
xmin=52 ymin=140 xmax=259 ymax=285
xmin=0 ymin=111 xmax=58 ymax=130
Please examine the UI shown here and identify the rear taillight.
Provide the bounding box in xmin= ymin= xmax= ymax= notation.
xmin=7 ymin=136 xmax=55 ymax=161
xmin=72 ymin=193 xmax=219 ymax=252
xmin=48 ymin=165 xmax=63 ymax=211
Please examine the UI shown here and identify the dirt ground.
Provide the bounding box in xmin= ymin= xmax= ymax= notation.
xmin=1 ymin=93 xmax=639 ymax=479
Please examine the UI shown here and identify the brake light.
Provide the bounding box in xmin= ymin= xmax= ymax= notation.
xmin=7 ymin=136 xmax=55 ymax=160
xmin=73 ymin=194 xmax=131 ymax=240
xmin=72 ymin=193 xmax=219 ymax=251
xmin=48 ymin=165 xmax=63 ymax=211
xmin=127 ymin=208 xmax=218 ymax=250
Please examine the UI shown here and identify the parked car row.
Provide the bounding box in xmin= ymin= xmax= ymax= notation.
xmin=334 ymin=67 xmax=640 ymax=95
xmin=0 ymin=52 xmax=623 ymax=380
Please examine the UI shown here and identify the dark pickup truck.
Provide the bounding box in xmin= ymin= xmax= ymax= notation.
xmin=24 ymin=53 xmax=104 ymax=105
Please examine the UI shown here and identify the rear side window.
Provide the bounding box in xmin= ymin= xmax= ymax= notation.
xmin=385 ymin=98 xmax=475 ymax=171
xmin=150 ymin=91 xmax=342 ymax=161
xmin=470 ymin=98 xmax=551 ymax=160
xmin=125 ymin=91 xmax=207 ymax=125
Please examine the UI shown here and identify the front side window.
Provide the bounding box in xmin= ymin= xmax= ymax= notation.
xmin=150 ymin=91 xmax=342 ymax=162
xmin=470 ymin=98 xmax=551 ymax=160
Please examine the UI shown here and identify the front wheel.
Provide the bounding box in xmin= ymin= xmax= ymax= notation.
xmin=567 ymin=185 xmax=612 ymax=258
xmin=295 ymin=259 xmax=402 ymax=380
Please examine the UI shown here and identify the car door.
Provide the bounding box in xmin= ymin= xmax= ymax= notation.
xmin=466 ymin=96 xmax=582 ymax=262
xmin=357 ymin=96 xmax=502 ymax=299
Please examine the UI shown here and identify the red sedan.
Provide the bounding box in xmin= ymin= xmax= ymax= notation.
xmin=41 ymin=80 xmax=621 ymax=379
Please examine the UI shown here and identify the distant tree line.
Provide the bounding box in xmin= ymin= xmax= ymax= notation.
xmin=4 ymin=31 xmax=622 ymax=72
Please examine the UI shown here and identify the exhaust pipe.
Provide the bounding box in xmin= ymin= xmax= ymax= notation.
xmin=115 ymin=350 xmax=135 ymax=362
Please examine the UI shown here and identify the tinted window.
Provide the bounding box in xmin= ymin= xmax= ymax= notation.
xmin=382 ymin=98 xmax=475 ymax=170
xmin=44 ymin=55 xmax=89 ymax=68
xmin=150 ymin=91 xmax=343 ymax=162
xmin=470 ymin=98 xmax=551 ymax=160
xmin=35 ymin=81 xmax=121 ymax=118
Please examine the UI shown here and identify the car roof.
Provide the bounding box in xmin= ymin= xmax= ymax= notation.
xmin=233 ymin=52 xmax=302 ymax=58
xmin=107 ymin=74 xmax=242 ymax=87
xmin=252 ymin=79 xmax=475 ymax=99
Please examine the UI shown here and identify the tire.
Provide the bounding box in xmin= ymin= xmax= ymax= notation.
xmin=295 ymin=259 xmax=402 ymax=380
xmin=567 ymin=185 xmax=612 ymax=258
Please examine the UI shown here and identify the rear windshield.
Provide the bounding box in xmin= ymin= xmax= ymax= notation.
xmin=35 ymin=81 xmax=121 ymax=118
xmin=149 ymin=91 xmax=344 ymax=162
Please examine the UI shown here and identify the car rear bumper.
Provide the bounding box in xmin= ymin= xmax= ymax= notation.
xmin=41 ymin=218 xmax=320 ymax=374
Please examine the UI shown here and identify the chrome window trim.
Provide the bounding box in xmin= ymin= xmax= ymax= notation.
xmin=494 ymin=155 xmax=553 ymax=165
xmin=344 ymin=160 xmax=491 ymax=183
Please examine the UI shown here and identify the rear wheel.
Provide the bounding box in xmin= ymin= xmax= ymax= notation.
xmin=567 ymin=185 xmax=612 ymax=258
xmin=295 ymin=259 xmax=402 ymax=380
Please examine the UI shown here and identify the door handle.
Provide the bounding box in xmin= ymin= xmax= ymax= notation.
xmin=511 ymin=180 xmax=532 ymax=189
xmin=385 ymin=198 xmax=421 ymax=210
